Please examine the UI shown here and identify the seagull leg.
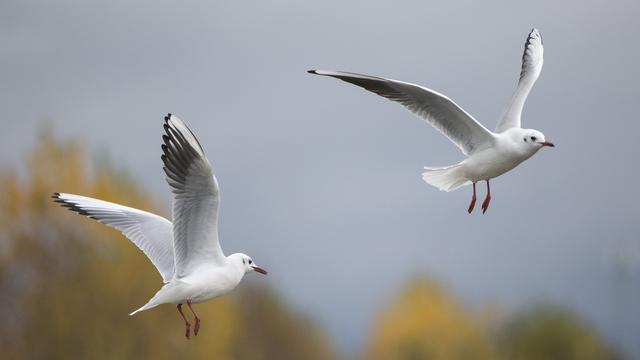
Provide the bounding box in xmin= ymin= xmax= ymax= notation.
xmin=468 ymin=182 xmax=477 ymax=214
xmin=177 ymin=303 xmax=191 ymax=339
xmin=481 ymin=180 xmax=491 ymax=214
xmin=187 ymin=299 xmax=200 ymax=336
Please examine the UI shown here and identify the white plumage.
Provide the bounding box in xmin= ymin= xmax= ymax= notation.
xmin=53 ymin=114 xmax=267 ymax=338
xmin=53 ymin=193 xmax=175 ymax=283
xmin=309 ymin=28 xmax=554 ymax=213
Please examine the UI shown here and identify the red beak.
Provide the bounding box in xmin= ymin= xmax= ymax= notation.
xmin=539 ymin=141 xmax=555 ymax=147
xmin=252 ymin=266 xmax=268 ymax=275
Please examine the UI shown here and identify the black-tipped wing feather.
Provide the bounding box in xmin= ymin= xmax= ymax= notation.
xmin=52 ymin=192 xmax=175 ymax=283
xmin=496 ymin=28 xmax=544 ymax=132
xmin=309 ymin=70 xmax=495 ymax=155
xmin=162 ymin=114 xmax=225 ymax=277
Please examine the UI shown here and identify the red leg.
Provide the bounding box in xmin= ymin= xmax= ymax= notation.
xmin=481 ymin=180 xmax=491 ymax=214
xmin=467 ymin=182 xmax=477 ymax=214
xmin=187 ymin=300 xmax=200 ymax=336
xmin=177 ymin=304 xmax=191 ymax=339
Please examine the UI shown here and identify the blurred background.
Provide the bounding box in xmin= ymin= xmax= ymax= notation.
xmin=1 ymin=0 xmax=638 ymax=359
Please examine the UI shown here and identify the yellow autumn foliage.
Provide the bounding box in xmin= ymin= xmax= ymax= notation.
xmin=363 ymin=277 xmax=498 ymax=360
xmin=362 ymin=277 xmax=619 ymax=360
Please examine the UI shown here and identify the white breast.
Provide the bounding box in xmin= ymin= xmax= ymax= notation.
xmin=461 ymin=137 xmax=532 ymax=181
xmin=164 ymin=263 xmax=245 ymax=304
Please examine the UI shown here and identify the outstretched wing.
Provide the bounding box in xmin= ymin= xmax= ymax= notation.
xmin=495 ymin=28 xmax=544 ymax=132
xmin=52 ymin=192 xmax=175 ymax=283
xmin=162 ymin=113 xmax=225 ymax=278
xmin=308 ymin=70 xmax=495 ymax=155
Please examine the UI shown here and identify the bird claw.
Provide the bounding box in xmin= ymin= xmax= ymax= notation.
xmin=481 ymin=196 xmax=491 ymax=214
xmin=185 ymin=323 xmax=191 ymax=339
xmin=194 ymin=318 xmax=200 ymax=336
xmin=467 ymin=197 xmax=476 ymax=214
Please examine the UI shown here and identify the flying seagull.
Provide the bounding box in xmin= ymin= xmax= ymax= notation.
xmin=308 ymin=28 xmax=554 ymax=213
xmin=52 ymin=114 xmax=267 ymax=339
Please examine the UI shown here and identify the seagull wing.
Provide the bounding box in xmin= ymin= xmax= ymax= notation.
xmin=309 ymin=70 xmax=495 ymax=155
xmin=495 ymin=28 xmax=544 ymax=132
xmin=162 ymin=114 xmax=225 ymax=279
xmin=52 ymin=192 xmax=175 ymax=283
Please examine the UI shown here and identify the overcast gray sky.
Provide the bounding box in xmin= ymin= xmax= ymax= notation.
xmin=2 ymin=0 xmax=639 ymax=356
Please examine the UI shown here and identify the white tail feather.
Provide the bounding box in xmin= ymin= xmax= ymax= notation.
xmin=129 ymin=302 xmax=160 ymax=316
xmin=129 ymin=283 xmax=176 ymax=316
xmin=422 ymin=164 xmax=470 ymax=192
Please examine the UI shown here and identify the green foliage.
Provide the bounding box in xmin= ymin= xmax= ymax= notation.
xmin=0 ymin=133 xmax=336 ymax=360
xmin=497 ymin=305 xmax=619 ymax=360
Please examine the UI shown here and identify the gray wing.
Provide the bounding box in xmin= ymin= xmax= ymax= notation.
xmin=308 ymin=70 xmax=495 ymax=155
xmin=52 ymin=192 xmax=175 ymax=283
xmin=495 ymin=28 xmax=544 ymax=132
xmin=161 ymin=113 xmax=225 ymax=279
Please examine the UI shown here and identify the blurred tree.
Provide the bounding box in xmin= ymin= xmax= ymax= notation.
xmin=497 ymin=305 xmax=619 ymax=360
xmin=230 ymin=284 xmax=336 ymax=360
xmin=363 ymin=277 xmax=498 ymax=360
xmin=0 ymin=133 xmax=336 ymax=360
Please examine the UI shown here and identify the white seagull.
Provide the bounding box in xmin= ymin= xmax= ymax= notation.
xmin=52 ymin=114 xmax=267 ymax=339
xmin=309 ymin=28 xmax=554 ymax=213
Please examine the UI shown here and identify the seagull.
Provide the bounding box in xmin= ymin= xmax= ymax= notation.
xmin=308 ymin=28 xmax=554 ymax=213
xmin=52 ymin=114 xmax=267 ymax=339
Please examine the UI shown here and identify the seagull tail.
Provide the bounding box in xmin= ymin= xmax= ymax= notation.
xmin=129 ymin=283 xmax=175 ymax=316
xmin=129 ymin=301 xmax=160 ymax=316
xmin=422 ymin=164 xmax=470 ymax=192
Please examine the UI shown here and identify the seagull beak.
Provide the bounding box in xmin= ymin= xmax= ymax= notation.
xmin=252 ymin=266 xmax=268 ymax=275
xmin=539 ymin=141 xmax=555 ymax=147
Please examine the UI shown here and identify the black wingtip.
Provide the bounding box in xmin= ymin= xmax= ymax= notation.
xmin=307 ymin=70 xmax=317 ymax=74
xmin=50 ymin=194 xmax=91 ymax=217
xmin=164 ymin=113 xmax=172 ymax=122
xmin=524 ymin=28 xmax=542 ymax=47
xmin=59 ymin=201 xmax=91 ymax=217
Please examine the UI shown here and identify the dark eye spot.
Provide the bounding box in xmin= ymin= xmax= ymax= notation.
xmin=242 ymin=259 xmax=245 ymax=264
xmin=524 ymin=137 xmax=527 ymax=142
xmin=249 ymin=260 xmax=253 ymax=265
xmin=531 ymin=136 xmax=537 ymax=141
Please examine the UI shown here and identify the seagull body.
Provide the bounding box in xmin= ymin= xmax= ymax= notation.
xmin=132 ymin=252 xmax=249 ymax=309
xmin=53 ymin=114 xmax=266 ymax=338
xmin=451 ymin=128 xmax=541 ymax=186
xmin=309 ymin=28 xmax=554 ymax=213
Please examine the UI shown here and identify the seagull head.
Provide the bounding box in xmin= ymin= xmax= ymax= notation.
xmin=519 ymin=129 xmax=554 ymax=152
xmin=230 ymin=253 xmax=268 ymax=275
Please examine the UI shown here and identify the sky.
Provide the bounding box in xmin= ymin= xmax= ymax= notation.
xmin=2 ymin=0 xmax=640 ymax=357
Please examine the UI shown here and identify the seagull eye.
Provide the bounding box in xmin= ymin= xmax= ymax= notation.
xmin=531 ymin=136 xmax=537 ymax=141
xmin=248 ymin=260 xmax=252 ymax=265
